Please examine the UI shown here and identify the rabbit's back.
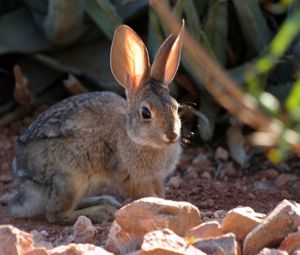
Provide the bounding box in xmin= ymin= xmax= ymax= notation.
xmin=18 ymin=92 xmax=126 ymax=144
xmin=14 ymin=92 xmax=126 ymax=184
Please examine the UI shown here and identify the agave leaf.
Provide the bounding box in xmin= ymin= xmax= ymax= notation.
xmin=205 ymin=1 xmax=228 ymax=66
xmin=49 ymin=39 xmax=121 ymax=92
xmin=197 ymin=94 xmax=219 ymax=141
xmin=232 ymin=0 xmax=273 ymax=55
xmin=0 ymin=8 xmax=51 ymax=54
xmin=111 ymin=0 xmax=148 ymax=21
xmin=84 ymin=0 xmax=122 ymax=40
xmin=148 ymin=10 xmax=165 ymax=60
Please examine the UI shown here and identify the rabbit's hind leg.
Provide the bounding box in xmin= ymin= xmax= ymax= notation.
xmin=77 ymin=195 xmax=122 ymax=209
xmin=67 ymin=195 xmax=122 ymax=223
xmin=8 ymin=179 xmax=47 ymax=218
xmin=72 ymin=203 xmax=119 ymax=223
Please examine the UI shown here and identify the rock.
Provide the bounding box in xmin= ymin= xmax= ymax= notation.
xmin=257 ymin=248 xmax=288 ymax=255
xmin=186 ymin=221 xmax=223 ymax=239
xmin=137 ymin=228 xmax=206 ymax=255
xmin=221 ymin=207 xmax=266 ymax=241
xmin=0 ymin=172 xmax=12 ymax=182
xmin=105 ymin=197 xmax=202 ymax=253
xmin=279 ymin=230 xmax=300 ymax=254
xmin=260 ymin=169 xmax=279 ymax=180
xmin=200 ymin=171 xmax=212 ymax=180
xmin=168 ymin=176 xmax=182 ymax=189
xmin=25 ymin=248 xmax=48 ymax=255
xmin=72 ymin=215 xmax=96 ymax=243
xmin=50 ymin=243 xmax=113 ymax=255
xmin=275 ymin=174 xmax=297 ymax=190
xmin=213 ymin=210 xmax=227 ymax=219
xmin=0 ymin=225 xmax=35 ymax=255
xmin=31 ymin=230 xmax=53 ymax=249
xmin=193 ymin=233 xmax=240 ymax=255
xmin=243 ymin=200 xmax=300 ymax=255
xmin=290 ymin=181 xmax=300 ymax=201
xmin=192 ymin=153 xmax=210 ymax=169
xmin=185 ymin=166 xmax=198 ymax=179
xmin=215 ymin=147 xmax=229 ymax=161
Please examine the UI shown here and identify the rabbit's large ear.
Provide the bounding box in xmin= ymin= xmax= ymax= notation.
xmin=150 ymin=21 xmax=184 ymax=86
xmin=110 ymin=25 xmax=150 ymax=90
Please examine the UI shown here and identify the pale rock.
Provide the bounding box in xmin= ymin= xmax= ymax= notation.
xmin=0 ymin=225 xmax=35 ymax=255
xmin=185 ymin=166 xmax=198 ymax=179
xmin=200 ymin=171 xmax=212 ymax=180
xmin=105 ymin=197 xmax=202 ymax=253
xmin=216 ymin=147 xmax=229 ymax=160
xmin=243 ymin=200 xmax=300 ymax=255
xmin=257 ymin=248 xmax=288 ymax=255
xmin=279 ymin=230 xmax=300 ymax=254
xmin=31 ymin=230 xmax=53 ymax=249
xmin=213 ymin=210 xmax=227 ymax=219
xmin=185 ymin=221 xmax=223 ymax=239
xmin=25 ymin=248 xmax=48 ymax=255
xmin=138 ymin=228 xmax=206 ymax=255
xmin=293 ymin=250 xmax=300 ymax=255
xmin=72 ymin=215 xmax=96 ymax=243
xmin=192 ymin=153 xmax=210 ymax=169
xmin=193 ymin=233 xmax=240 ymax=255
xmin=275 ymin=174 xmax=297 ymax=190
xmin=50 ymin=243 xmax=113 ymax=255
xmin=40 ymin=230 xmax=49 ymax=237
xmin=168 ymin=176 xmax=182 ymax=189
xmin=221 ymin=207 xmax=266 ymax=241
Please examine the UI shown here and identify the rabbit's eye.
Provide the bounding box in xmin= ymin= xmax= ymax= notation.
xmin=141 ymin=106 xmax=151 ymax=119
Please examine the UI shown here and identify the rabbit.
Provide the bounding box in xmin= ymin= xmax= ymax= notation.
xmin=8 ymin=22 xmax=184 ymax=224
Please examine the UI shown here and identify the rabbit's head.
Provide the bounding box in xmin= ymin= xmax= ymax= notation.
xmin=110 ymin=23 xmax=184 ymax=148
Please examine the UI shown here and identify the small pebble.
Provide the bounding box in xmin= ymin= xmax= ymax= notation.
xmin=215 ymin=147 xmax=229 ymax=161
xmin=213 ymin=210 xmax=227 ymax=219
xmin=73 ymin=215 xmax=96 ymax=243
xmin=168 ymin=176 xmax=182 ymax=189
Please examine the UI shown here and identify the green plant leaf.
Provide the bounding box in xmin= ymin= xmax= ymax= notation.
xmin=232 ymin=0 xmax=273 ymax=55
xmin=84 ymin=0 xmax=122 ymax=40
xmin=205 ymin=0 xmax=228 ymax=66
xmin=148 ymin=10 xmax=165 ymax=60
xmin=0 ymin=8 xmax=51 ymax=54
xmin=286 ymin=77 xmax=300 ymax=114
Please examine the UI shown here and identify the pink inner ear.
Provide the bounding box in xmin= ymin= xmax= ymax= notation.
xmin=125 ymin=33 xmax=150 ymax=89
xmin=110 ymin=25 xmax=150 ymax=91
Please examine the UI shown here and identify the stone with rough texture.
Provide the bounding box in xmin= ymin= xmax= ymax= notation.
xmin=186 ymin=221 xmax=223 ymax=239
xmin=105 ymin=197 xmax=202 ymax=253
xmin=0 ymin=225 xmax=35 ymax=255
xmin=50 ymin=244 xmax=113 ymax=255
xmin=137 ymin=228 xmax=206 ymax=255
xmin=257 ymin=248 xmax=288 ymax=255
xmin=31 ymin=230 xmax=53 ymax=249
xmin=193 ymin=233 xmax=240 ymax=255
xmin=72 ymin=215 xmax=96 ymax=243
xmin=279 ymin=230 xmax=300 ymax=254
xmin=243 ymin=200 xmax=300 ymax=255
xmin=221 ymin=207 xmax=266 ymax=241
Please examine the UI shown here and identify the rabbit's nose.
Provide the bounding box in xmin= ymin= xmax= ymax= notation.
xmin=164 ymin=131 xmax=179 ymax=143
